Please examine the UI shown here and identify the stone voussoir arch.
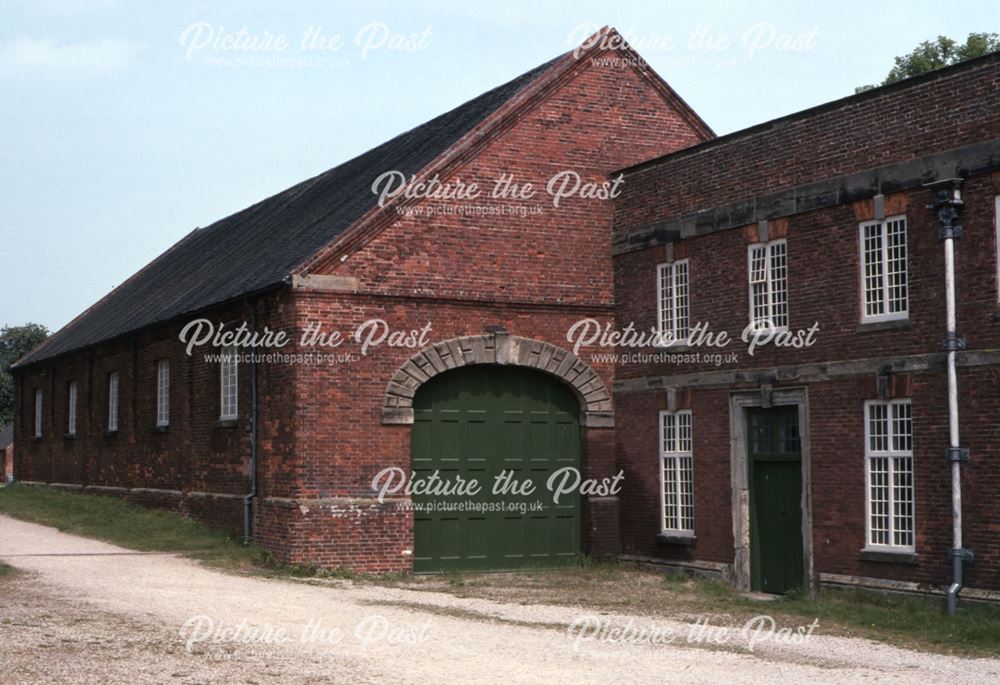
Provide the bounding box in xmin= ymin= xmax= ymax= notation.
xmin=381 ymin=331 xmax=614 ymax=428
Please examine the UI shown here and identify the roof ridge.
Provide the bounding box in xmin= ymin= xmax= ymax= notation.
xmin=296 ymin=50 xmax=578 ymax=274
xmin=13 ymin=48 xmax=576 ymax=368
xmin=618 ymin=49 xmax=1000 ymax=176
xmin=16 ymin=28 xmax=716 ymax=368
xmin=298 ymin=26 xmax=711 ymax=274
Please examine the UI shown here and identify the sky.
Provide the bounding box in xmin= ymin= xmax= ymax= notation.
xmin=1 ymin=0 xmax=997 ymax=333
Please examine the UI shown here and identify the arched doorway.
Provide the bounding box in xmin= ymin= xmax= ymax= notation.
xmin=411 ymin=365 xmax=581 ymax=572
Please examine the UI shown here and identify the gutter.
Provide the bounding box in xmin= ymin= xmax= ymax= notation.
xmin=926 ymin=178 xmax=974 ymax=615
xmin=12 ymin=281 xmax=287 ymax=372
xmin=242 ymin=299 xmax=259 ymax=545
xmin=615 ymin=51 xmax=1000 ymax=178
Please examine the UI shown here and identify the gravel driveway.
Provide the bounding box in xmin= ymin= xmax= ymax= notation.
xmin=1 ymin=515 xmax=997 ymax=684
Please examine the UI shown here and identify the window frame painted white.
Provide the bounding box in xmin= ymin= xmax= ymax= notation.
xmin=656 ymin=259 xmax=690 ymax=345
xmin=156 ymin=359 xmax=170 ymax=427
xmin=220 ymin=346 xmax=239 ymax=421
xmin=863 ymin=399 xmax=915 ymax=553
xmin=67 ymin=381 xmax=78 ymax=436
xmin=33 ymin=389 xmax=43 ymax=438
xmin=746 ymin=239 xmax=789 ymax=332
xmin=107 ymin=372 xmax=119 ymax=433
xmin=859 ymin=215 xmax=908 ymax=323
xmin=659 ymin=409 xmax=694 ymax=536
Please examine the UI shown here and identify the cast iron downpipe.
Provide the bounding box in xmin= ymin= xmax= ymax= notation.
xmin=243 ymin=300 xmax=258 ymax=546
xmin=927 ymin=178 xmax=973 ymax=615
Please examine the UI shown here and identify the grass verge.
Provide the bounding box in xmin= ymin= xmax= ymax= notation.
xmin=0 ymin=483 xmax=271 ymax=572
xmin=664 ymin=572 xmax=1000 ymax=656
xmin=391 ymin=560 xmax=1000 ymax=656
xmin=0 ymin=484 xmax=399 ymax=580
xmin=781 ymin=586 xmax=1000 ymax=656
xmin=1 ymin=485 xmax=998 ymax=655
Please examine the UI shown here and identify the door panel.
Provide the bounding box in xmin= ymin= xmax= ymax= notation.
xmin=748 ymin=406 xmax=804 ymax=593
xmin=412 ymin=365 xmax=581 ymax=572
xmin=752 ymin=461 xmax=803 ymax=593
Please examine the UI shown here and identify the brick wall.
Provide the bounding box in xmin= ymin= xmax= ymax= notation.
xmin=613 ymin=178 xmax=1000 ymax=382
xmin=616 ymin=369 xmax=1000 ymax=591
xmin=13 ymin=290 xmax=297 ymax=533
xmin=614 ymin=53 xmax=1000 ymax=232
xmin=12 ymin=52 xmax=708 ymax=573
xmin=253 ymin=54 xmax=709 ymax=571
xmin=611 ymin=55 xmax=1000 ymax=592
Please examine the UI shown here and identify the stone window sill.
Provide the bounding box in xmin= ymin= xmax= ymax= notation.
xmin=856 ymin=318 xmax=909 ymax=334
xmin=153 ymin=425 xmax=169 ymax=433
xmin=63 ymin=433 xmax=76 ymax=440
xmin=215 ymin=419 xmax=238 ymax=429
xmin=652 ymin=343 xmax=693 ymax=353
xmin=859 ymin=549 xmax=918 ymax=565
xmin=656 ymin=533 xmax=697 ymax=546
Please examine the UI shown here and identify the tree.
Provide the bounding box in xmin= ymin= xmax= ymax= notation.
xmin=0 ymin=323 xmax=50 ymax=427
xmin=856 ymin=33 xmax=1000 ymax=92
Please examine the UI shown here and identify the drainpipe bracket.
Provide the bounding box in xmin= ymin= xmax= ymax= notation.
xmin=944 ymin=447 xmax=970 ymax=463
xmin=925 ymin=179 xmax=964 ymax=242
xmin=937 ymin=223 xmax=964 ymax=241
xmin=940 ymin=335 xmax=967 ymax=352
xmin=947 ymin=547 xmax=975 ymax=564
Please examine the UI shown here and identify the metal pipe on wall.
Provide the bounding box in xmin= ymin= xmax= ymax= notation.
xmin=243 ymin=299 xmax=258 ymax=546
xmin=927 ymin=178 xmax=972 ymax=615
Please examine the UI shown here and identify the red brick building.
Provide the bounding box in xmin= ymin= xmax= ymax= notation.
xmin=11 ymin=32 xmax=711 ymax=572
xmin=612 ymin=51 xmax=1000 ymax=602
xmin=11 ymin=32 xmax=1000 ymax=600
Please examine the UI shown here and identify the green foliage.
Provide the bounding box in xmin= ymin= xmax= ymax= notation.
xmin=0 ymin=484 xmax=257 ymax=568
xmin=660 ymin=568 xmax=691 ymax=585
xmin=0 ymin=484 xmax=379 ymax=580
xmin=0 ymin=323 xmax=50 ymax=427
xmin=856 ymin=32 xmax=1000 ymax=93
xmin=777 ymin=588 xmax=1000 ymax=654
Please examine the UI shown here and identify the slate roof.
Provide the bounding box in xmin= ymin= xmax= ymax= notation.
xmin=0 ymin=424 xmax=12 ymax=450
xmin=16 ymin=53 xmax=565 ymax=367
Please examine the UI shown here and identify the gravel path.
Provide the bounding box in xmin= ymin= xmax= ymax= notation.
xmin=1 ymin=515 xmax=998 ymax=684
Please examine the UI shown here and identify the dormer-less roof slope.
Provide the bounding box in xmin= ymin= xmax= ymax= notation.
xmin=16 ymin=31 xmax=712 ymax=369
xmin=17 ymin=56 xmax=561 ymax=368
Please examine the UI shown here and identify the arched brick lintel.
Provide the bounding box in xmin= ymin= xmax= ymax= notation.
xmin=381 ymin=332 xmax=614 ymax=428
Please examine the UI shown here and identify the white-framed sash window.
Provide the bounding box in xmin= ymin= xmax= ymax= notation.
xmin=67 ymin=382 xmax=78 ymax=436
xmin=156 ymin=360 xmax=170 ymax=427
xmin=660 ymin=410 xmax=694 ymax=534
xmin=748 ymin=240 xmax=788 ymax=331
xmin=860 ymin=216 xmax=908 ymax=322
xmin=33 ymin=389 xmax=43 ymax=438
xmin=864 ymin=399 xmax=915 ymax=551
xmin=108 ymin=372 xmax=119 ymax=432
xmin=220 ymin=346 xmax=238 ymax=420
xmin=657 ymin=260 xmax=690 ymax=343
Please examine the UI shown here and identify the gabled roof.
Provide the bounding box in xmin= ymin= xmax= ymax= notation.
xmin=0 ymin=424 xmax=12 ymax=450
xmin=16 ymin=56 xmax=563 ymax=368
xmin=15 ymin=29 xmax=711 ymax=368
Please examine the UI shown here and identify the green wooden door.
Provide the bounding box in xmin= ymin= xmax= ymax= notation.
xmin=411 ymin=365 xmax=581 ymax=572
xmin=748 ymin=406 xmax=804 ymax=593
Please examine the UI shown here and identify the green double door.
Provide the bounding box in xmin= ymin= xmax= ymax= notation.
xmin=411 ymin=365 xmax=581 ymax=572
xmin=748 ymin=406 xmax=804 ymax=594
